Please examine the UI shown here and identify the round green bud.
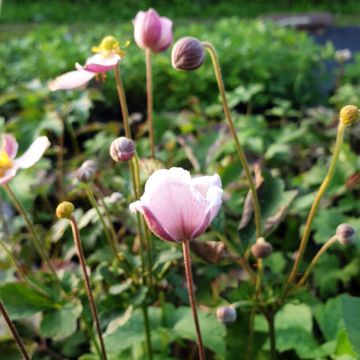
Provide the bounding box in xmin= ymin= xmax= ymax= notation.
xmin=56 ymin=201 xmax=75 ymax=219
xmin=340 ymin=105 xmax=360 ymax=126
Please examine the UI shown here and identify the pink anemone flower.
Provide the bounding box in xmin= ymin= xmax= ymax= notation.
xmin=0 ymin=134 xmax=50 ymax=185
xmin=130 ymin=167 xmax=223 ymax=242
xmin=49 ymin=36 xmax=128 ymax=91
xmin=133 ymin=9 xmax=173 ymax=53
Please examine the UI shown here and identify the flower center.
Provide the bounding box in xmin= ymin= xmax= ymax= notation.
xmin=0 ymin=150 xmax=13 ymax=177
xmin=91 ymin=35 xmax=130 ymax=57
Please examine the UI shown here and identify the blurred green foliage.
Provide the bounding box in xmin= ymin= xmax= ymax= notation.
xmin=2 ymin=0 xmax=360 ymax=23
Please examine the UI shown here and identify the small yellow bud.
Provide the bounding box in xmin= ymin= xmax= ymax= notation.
xmin=340 ymin=105 xmax=360 ymax=126
xmin=56 ymin=201 xmax=75 ymax=219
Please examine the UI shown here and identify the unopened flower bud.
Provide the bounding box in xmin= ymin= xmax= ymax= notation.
xmin=109 ymin=137 xmax=136 ymax=162
xmin=251 ymin=237 xmax=273 ymax=259
xmin=76 ymin=160 xmax=97 ymax=182
xmin=216 ymin=306 xmax=237 ymax=325
xmin=56 ymin=202 xmax=75 ymax=219
xmin=336 ymin=223 xmax=356 ymax=245
xmin=171 ymin=37 xmax=205 ymax=71
xmin=340 ymin=105 xmax=360 ymax=126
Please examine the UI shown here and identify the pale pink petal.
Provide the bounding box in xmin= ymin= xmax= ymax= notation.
xmin=2 ymin=134 xmax=18 ymax=159
xmin=0 ymin=166 xmax=18 ymax=185
xmin=49 ymin=70 xmax=95 ymax=91
xmin=133 ymin=11 xmax=147 ymax=48
xmin=153 ymin=17 xmax=173 ymax=53
xmin=133 ymin=9 xmax=162 ymax=49
xmin=206 ymin=186 xmax=223 ymax=221
xmin=14 ymin=136 xmax=50 ymax=169
xmin=141 ymin=180 xmax=208 ymax=241
xmin=192 ymin=174 xmax=222 ymax=199
xmin=83 ymin=53 xmax=121 ymax=73
xmin=130 ymin=200 xmax=175 ymax=242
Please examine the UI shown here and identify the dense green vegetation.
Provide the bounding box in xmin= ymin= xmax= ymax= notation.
xmin=2 ymin=0 xmax=360 ymax=23
xmin=1 ymin=5 xmax=360 ymax=359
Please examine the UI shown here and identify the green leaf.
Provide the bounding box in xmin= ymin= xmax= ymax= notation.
xmin=0 ymin=283 xmax=56 ymax=319
xmin=40 ymin=301 xmax=82 ymax=340
xmin=172 ymin=307 xmax=226 ymax=356
xmin=342 ymin=295 xmax=360 ymax=356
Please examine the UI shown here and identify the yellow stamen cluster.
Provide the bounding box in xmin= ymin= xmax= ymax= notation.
xmin=56 ymin=201 xmax=75 ymax=220
xmin=91 ymin=35 xmax=130 ymax=58
xmin=0 ymin=150 xmax=13 ymax=177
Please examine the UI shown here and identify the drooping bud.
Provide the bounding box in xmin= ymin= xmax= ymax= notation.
xmin=336 ymin=223 xmax=357 ymax=245
xmin=56 ymin=202 xmax=75 ymax=219
xmin=76 ymin=160 xmax=97 ymax=183
xmin=216 ymin=306 xmax=237 ymax=325
xmin=339 ymin=105 xmax=360 ymax=126
xmin=171 ymin=37 xmax=205 ymax=71
xmin=251 ymin=237 xmax=273 ymax=259
xmin=109 ymin=137 xmax=136 ymax=162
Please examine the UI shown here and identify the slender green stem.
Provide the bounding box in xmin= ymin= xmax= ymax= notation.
xmin=266 ymin=312 xmax=277 ymax=360
xmin=96 ymin=191 xmax=118 ymax=245
xmin=142 ymin=305 xmax=153 ymax=360
xmin=182 ymin=240 xmax=205 ymax=360
xmin=4 ymin=184 xmax=60 ymax=280
xmin=145 ymin=49 xmax=155 ymax=158
xmin=114 ymin=64 xmax=152 ymax=357
xmin=58 ymin=115 xmax=65 ymax=200
xmin=114 ymin=65 xmax=131 ymax=138
xmin=133 ymin=156 xmax=153 ymax=289
xmin=69 ymin=217 xmax=107 ymax=360
xmin=0 ymin=299 xmax=31 ymax=360
xmin=84 ymin=184 xmax=119 ymax=260
xmin=282 ymin=122 xmax=346 ymax=301
xmin=246 ymin=306 xmax=256 ymax=360
xmin=255 ymin=258 xmax=263 ymax=299
xmin=294 ymin=236 xmax=337 ymax=290
xmin=82 ymin=314 xmax=102 ymax=359
xmin=203 ymin=41 xmax=262 ymax=239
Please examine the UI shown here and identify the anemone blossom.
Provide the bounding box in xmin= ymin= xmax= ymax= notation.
xmin=130 ymin=167 xmax=223 ymax=242
xmin=0 ymin=134 xmax=50 ymax=185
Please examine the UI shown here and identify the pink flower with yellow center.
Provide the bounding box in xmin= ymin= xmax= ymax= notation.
xmin=130 ymin=167 xmax=223 ymax=242
xmin=49 ymin=36 xmax=128 ymax=91
xmin=0 ymin=134 xmax=50 ymax=185
xmin=133 ymin=9 xmax=173 ymax=53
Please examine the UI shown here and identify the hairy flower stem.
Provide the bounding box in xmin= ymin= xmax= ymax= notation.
xmin=84 ymin=184 xmax=119 ymax=260
xmin=246 ymin=307 xmax=256 ymax=360
xmin=282 ymin=122 xmax=346 ymax=301
xmin=145 ymin=49 xmax=155 ymax=158
xmin=114 ymin=65 xmax=131 ymax=138
xmin=294 ymin=236 xmax=337 ymax=290
xmin=4 ymin=184 xmax=60 ymax=281
xmin=69 ymin=216 xmax=107 ymax=360
xmin=202 ymin=41 xmax=261 ymax=239
xmin=0 ymin=299 xmax=31 ymax=360
xmin=182 ymin=240 xmax=205 ymax=360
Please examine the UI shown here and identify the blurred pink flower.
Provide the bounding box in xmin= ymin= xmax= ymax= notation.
xmin=133 ymin=9 xmax=173 ymax=53
xmin=130 ymin=167 xmax=223 ymax=242
xmin=49 ymin=36 xmax=126 ymax=91
xmin=0 ymin=134 xmax=50 ymax=185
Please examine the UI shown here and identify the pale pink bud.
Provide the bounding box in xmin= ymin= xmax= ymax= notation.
xmin=129 ymin=168 xmax=223 ymax=242
xmin=336 ymin=224 xmax=356 ymax=245
xmin=251 ymin=238 xmax=273 ymax=259
xmin=133 ymin=9 xmax=173 ymax=53
xmin=216 ymin=306 xmax=237 ymax=325
xmin=109 ymin=137 xmax=136 ymax=162
xmin=76 ymin=160 xmax=97 ymax=182
xmin=172 ymin=37 xmax=205 ymax=71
